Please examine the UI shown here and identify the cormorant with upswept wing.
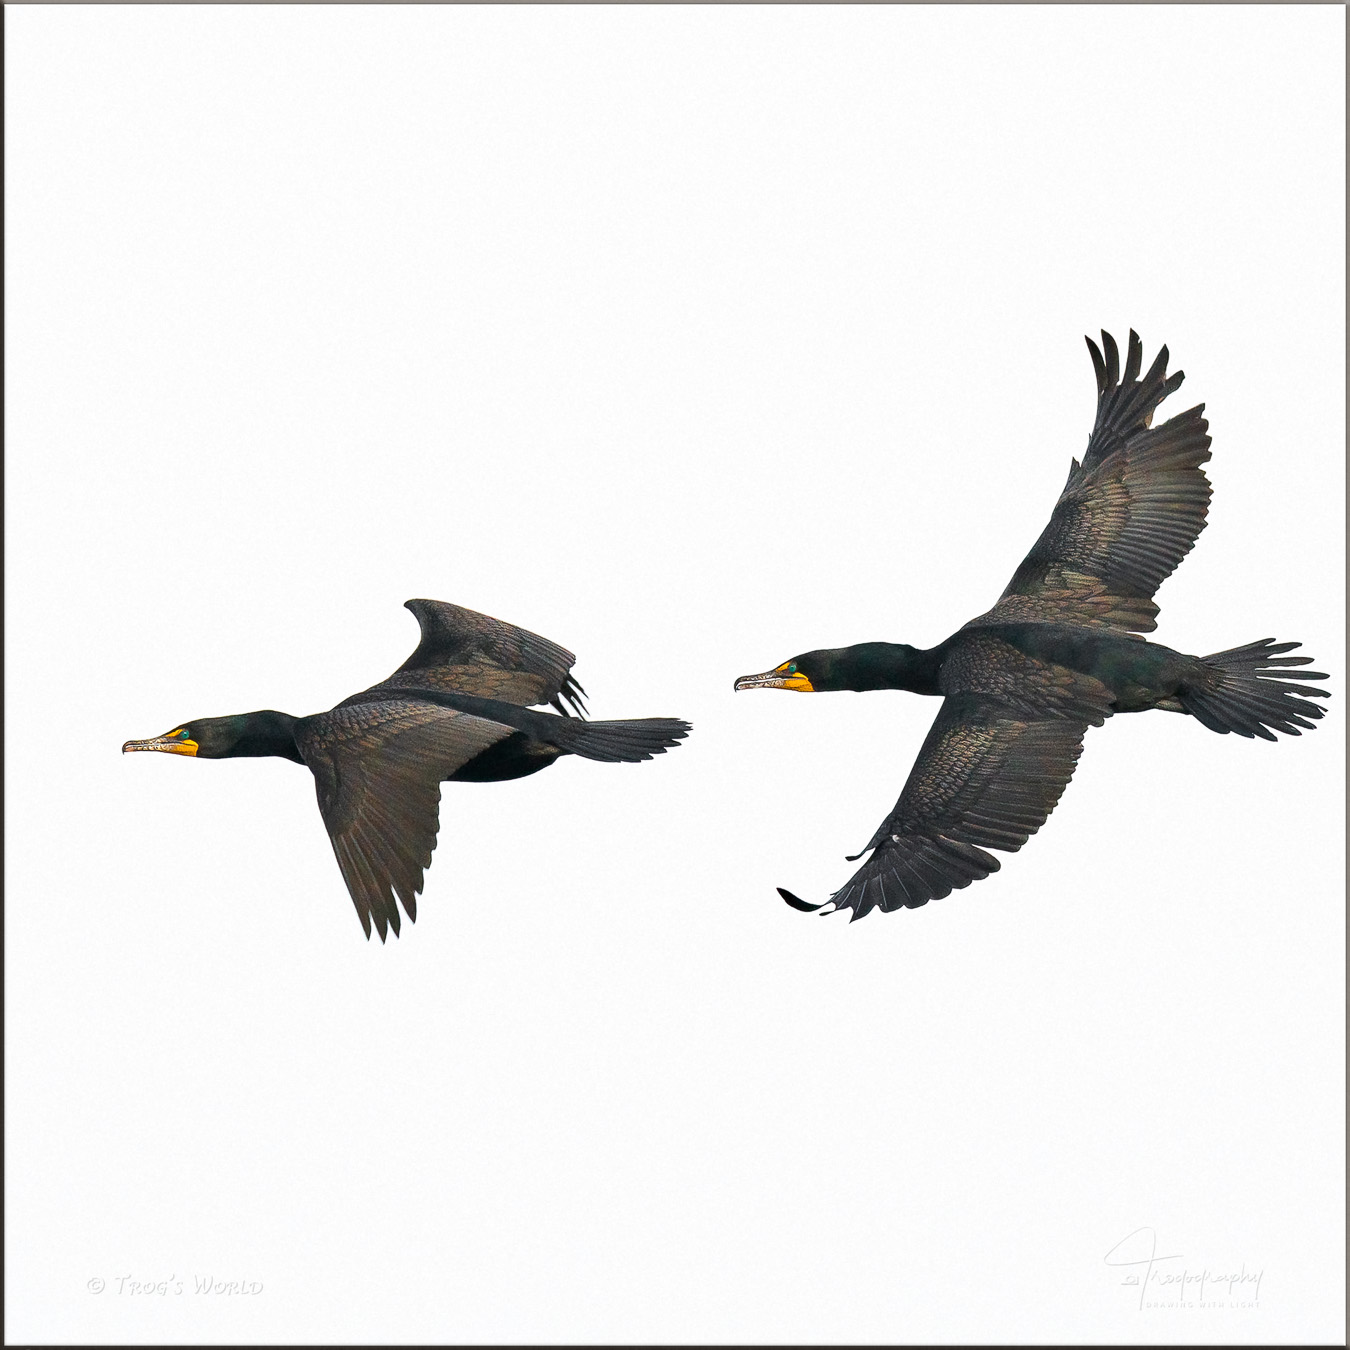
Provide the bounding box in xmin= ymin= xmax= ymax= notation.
xmin=735 ymin=331 xmax=1329 ymax=920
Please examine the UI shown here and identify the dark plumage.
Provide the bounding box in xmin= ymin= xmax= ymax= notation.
xmin=735 ymin=331 xmax=1330 ymax=921
xmin=124 ymin=600 xmax=690 ymax=940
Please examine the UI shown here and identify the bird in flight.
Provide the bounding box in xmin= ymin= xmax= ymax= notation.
xmin=125 ymin=599 xmax=690 ymax=940
xmin=735 ymin=330 xmax=1329 ymax=920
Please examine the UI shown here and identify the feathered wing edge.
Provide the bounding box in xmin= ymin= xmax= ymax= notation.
xmin=780 ymin=698 xmax=1093 ymax=921
xmin=370 ymin=599 xmax=589 ymax=717
xmin=299 ymin=695 xmax=690 ymax=940
xmin=1082 ymin=328 xmax=1186 ymax=466
xmin=299 ymin=702 xmax=514 ymax=941
xmin=975 ymin=330 xmax=1212 ymax=634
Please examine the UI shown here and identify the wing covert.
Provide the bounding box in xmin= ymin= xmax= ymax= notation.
xmin=296 ymin=699 xmax=515 ymax=940
xmin=361 ymin=599 xmax=587 ymax=714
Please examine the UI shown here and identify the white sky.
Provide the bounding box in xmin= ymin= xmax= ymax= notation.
xmin=6 ymin=4 xmax=1344 ymax=1345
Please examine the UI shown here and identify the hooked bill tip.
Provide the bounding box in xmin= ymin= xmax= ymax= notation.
xmin=734 ymin=671 xmax=784 ymax=692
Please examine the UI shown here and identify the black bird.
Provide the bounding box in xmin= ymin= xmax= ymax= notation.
xmin=735 ymin=331 xmax=1330 ymax=920
xmin=124 ymin=599 xmax=690 ymax=940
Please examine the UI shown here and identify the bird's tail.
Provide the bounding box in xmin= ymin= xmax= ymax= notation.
xmin=543 ymin=716 xmax=691 ymax=762
xmin=1181 ymin=639 xmax=1330 ymax=740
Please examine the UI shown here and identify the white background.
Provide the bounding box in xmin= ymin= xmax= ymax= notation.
xmin=6 ymin=5 xmax=1344 ymax=1344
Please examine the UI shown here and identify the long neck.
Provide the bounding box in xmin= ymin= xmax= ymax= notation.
xmin=221 ymin=710 xmax=304 ymax=762
xmin=828 ymin=642 xmax=942 ymax=695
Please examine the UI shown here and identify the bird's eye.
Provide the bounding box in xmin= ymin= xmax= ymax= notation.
xmin=788 ymin=663 xmax=797 ymax=674
xmin=177 ymin=729 xmax=190 ymax=739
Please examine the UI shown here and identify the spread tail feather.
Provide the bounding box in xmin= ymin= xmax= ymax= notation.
xmin=1182 ymin=639 xmax=1330 ymax=741
xmin=543 ymin=716 xmax=691 ymax=763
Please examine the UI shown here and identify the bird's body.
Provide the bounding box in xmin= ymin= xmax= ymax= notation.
xmin=735 ymin=331 xmax=1330 ymax=920
xmin=769 ymin=625 xmax=1197 ymax=711
xmin=125 ymin=600 xmax=690 ymax=940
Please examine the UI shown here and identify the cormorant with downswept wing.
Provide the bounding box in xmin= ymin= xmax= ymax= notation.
xmin=125 ymin=600 xmax=690 ymax=940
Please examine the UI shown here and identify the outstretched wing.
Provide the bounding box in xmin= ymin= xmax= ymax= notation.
xmin=296 ymin=699 xmax=515 ymax=940
xmin=785 ymin=695 xmax=1092 ymax=921
xmin=970 ymin=330 xmax=1212 ymax=634
xmin=361 ymin=599 xmax=587 ymax=715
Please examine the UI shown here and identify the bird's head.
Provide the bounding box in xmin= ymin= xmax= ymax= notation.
xmin=122 ymin=722 xmax=201 ymax=757
xmin=123 ymin=711 xmax=301 ymax=760
xmin=733 ymin=650 xmax=831 ymax=694
xmin=122 ymin=717 xmax=223 ymax=758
